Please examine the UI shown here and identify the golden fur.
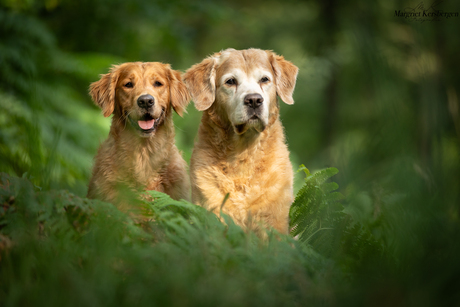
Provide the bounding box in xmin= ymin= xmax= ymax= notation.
xmin=87 ymin=62 xmax=190 ymax=211
xmin=184 ymin=48 xmax=298 ymax=234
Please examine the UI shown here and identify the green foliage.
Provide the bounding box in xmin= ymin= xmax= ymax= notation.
xmin=290 ymin=166 xmax=343 ymax=245
xmin=290 ymin=166 xmax=382 ymax=273
xmin=0 ymin=173 xmax=329 ymax=306
xmin=0 ymin=10 xmax=112 ymax=195
xmin=1 ymin=1 xmax=460 ymax=305
xmin=1 ymin=168 xmax=460 ymax=305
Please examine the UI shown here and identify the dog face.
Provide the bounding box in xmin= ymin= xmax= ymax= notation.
xmin=184 ymin=49 xmax=298 ymax=135
xmin=90 ymin=62 xmax=189 ymax=137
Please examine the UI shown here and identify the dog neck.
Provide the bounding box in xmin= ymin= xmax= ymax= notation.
xmin=200 ymin=102 xmax=283 ymax=159
xmin=105 ymin=114 xmax=177 ymax=186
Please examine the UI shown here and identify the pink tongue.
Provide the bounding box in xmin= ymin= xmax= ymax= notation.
xmin=138 ymin=119 xmax=155 ymax=130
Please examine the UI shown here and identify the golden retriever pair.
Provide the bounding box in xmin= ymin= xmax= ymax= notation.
xmin=88 ymin=48 xmax=298 ymax=234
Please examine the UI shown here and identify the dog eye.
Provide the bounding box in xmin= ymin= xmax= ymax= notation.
xmin=225 ymin=78 xmax=237 ymax=86
xmin=154 ymin=81 xmax=163 ymax=87
xmin=124 ymin=82 xmax=133 ymax=88
xmin=260 ymin=77 xmax=270 ymax=83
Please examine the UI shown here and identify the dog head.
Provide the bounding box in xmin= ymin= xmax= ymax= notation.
xmin=90 ymin=62 xmax=190 ymax=137
xmin=183 ymin=48 xmax=298 ymax=135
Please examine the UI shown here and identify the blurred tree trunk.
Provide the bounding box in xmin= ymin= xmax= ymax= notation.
xmin=432 ymin=20 xmax=460 ymax=211
xmin=418 ymin=22 xmax=445 ymax=175
xmin=318 ymin=0 xmax=339 ymax=151
xmin=323 ymin=69 xmax=338 ymax=149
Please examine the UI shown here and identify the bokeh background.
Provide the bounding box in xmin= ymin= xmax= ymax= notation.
xmin=1 ymin=0 xmax=459 ymax=196
xmin=1 ymin=0 xmax=460 ymax=304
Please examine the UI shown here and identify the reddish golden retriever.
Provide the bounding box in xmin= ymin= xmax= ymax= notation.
xmin=87 ymin=62 xmax=190 ymax=211
xmin=184 ymin=48 xmax=298 ymax=234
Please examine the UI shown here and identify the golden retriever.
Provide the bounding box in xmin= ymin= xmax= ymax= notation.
xmin=87 ymin=62 xmax=190 ymax=211
xmin=184 ymin=48 xmax=298 ymax=234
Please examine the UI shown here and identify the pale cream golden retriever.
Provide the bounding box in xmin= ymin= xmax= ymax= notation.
xmin=87 ymin=62 xmax=190 ymax=211
xmin=184 ymin=48 xmax=298 ymax=234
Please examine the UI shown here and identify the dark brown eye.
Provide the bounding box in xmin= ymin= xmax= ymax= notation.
xmin=260 ymin=77 xmax=270 ymax=83
xmin=154 ymin=81 xmax=163 ymax=87
xmin=124 ymin=82 xmax=133 ymax=88
xmin=225 ymin=78 xmax=237 ymax=86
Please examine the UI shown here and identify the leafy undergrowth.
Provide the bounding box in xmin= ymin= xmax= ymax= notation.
xmin=0 ymin=171 xmax=337 ymax=306
xmin=1 ymin=169 xmax=459 ymax=306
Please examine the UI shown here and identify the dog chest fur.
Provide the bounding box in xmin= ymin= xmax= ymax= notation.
xmin=191 ymin=110 xmax=294 ymax=233
xmin=185 ymin=48 xmax=299 ymax=234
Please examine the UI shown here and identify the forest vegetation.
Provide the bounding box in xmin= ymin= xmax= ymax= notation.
xmin=1 ymin=0 xmax=459 ymax=305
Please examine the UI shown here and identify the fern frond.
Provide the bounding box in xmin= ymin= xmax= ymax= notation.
xmin=290 ymin=166 xmax=383 ymax=264
xmin=290 ymin=166 xmax=343 ymax=249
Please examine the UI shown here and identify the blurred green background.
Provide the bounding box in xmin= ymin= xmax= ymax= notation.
xmin=1 ymin=0 xmax=460 ymax=304
xmin=1 ymin=0 xmax=459 ymax=196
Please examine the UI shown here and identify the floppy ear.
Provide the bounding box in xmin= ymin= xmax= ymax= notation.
xmin=169 ymin=69 xmax=191 ymax=117
xmin=183 ymin=56 xmax=217 ymax=111
xmin=267 ymin=51 xmax=299 ymax=105
xmin=89 ymin=65 xmax=120 ymax=117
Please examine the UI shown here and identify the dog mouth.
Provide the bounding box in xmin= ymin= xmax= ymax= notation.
xmin=128 ymin=109 xmax=165 ymax=135
xmin=234 ymin=115 xmax=265 ymax=135
xmin=138 ymin=116 xmax=156 ymax=132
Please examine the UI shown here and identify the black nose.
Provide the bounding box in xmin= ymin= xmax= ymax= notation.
xmin=244 ymin=94 xmax=264 ymax=109
xmin=137 ymin=94 xmax=155 ymax=109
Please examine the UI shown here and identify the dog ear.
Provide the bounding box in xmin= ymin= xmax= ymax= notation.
xmin=169 ymin=69 xmax=191 ymax=117
xmin=89 ymin=65 xmax=120 ymax=117
xmin=267 ymin=51 xmax=299 ymax=105
xmin=183 ymin=56 xmax=217 ymax=111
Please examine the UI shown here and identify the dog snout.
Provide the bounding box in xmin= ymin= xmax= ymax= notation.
xmin=244 ymin=94 xmax=264 ymax=109
xmin=137 ymin=94 xmax=155 ymax=109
